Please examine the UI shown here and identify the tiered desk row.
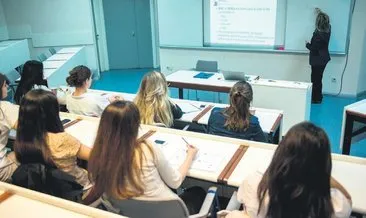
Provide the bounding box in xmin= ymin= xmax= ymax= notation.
xmin=60 ymin=112 xmax=366 ymax=215
xmin=166 ymin=70 xmax=312 ymax=136
xmin=61 ymin=87 xmax=283 ymax=143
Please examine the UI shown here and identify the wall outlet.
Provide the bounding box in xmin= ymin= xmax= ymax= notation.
xmin=331 ymin=78 xmax=337 ymax=83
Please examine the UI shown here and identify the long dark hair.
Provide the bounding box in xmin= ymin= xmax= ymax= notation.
xmin=223 ymin=81 xmax=253 ymax=131
xmin=257 ymin=122 xmax=333 ymax=218
xmin=316 ymin=9 xmax=330 ymax=33
xmin=14 ymin=89 xmax=64 ymax=165
xmin=86 ymin=101 xmax=149 ymax=203
xmin=14 ymin=60 xmax=48 ymax=104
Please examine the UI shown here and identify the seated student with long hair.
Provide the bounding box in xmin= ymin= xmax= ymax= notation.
xmin=134 ymin=71 xmax=182 ymax=127
xmin=207 ymin=81 xmax=266 ymax=142
xmin=66 ymin=65 xmax=122 ymax=117
xmin=0 ymin=73 xmax=19 ymax=182
xmin=14 ymin=60 xmax=49 ymax=104
xmin=85 ymin=101 xmax=206 ymax=214
xmin=14 ymin=89 xmax=92 ymax=188
xmin=222 ymin=122 xmax=352 ymax=218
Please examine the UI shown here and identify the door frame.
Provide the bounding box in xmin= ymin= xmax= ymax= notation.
xmin=91 ymin=0 xmax=160 ymax=71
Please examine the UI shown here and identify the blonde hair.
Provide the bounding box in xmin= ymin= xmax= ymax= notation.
xmin=134 ymin=71 xmax=174 ymax=127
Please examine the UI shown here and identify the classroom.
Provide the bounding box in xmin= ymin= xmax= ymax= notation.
xmin=0 ymin=0 xmax=365 ymax=217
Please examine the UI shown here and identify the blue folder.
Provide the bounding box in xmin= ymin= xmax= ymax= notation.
xmin=194 ymin=72 xmax=214 ymax=79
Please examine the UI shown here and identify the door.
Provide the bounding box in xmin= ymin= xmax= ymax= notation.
xmin=103 ymin=0 xmax=138 ymax=69
xmin=102 ymin=0 xmax=154 ymax=69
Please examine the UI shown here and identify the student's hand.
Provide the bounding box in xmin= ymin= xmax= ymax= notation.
xmin=108 ymin=95 xmax=124 ymax=103
xmin=186 ymin=144 xmax=198 ymax=159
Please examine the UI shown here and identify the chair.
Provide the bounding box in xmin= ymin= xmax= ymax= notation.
xmin=217 ymin=191 xmax=242 ymax=218
xmin=49 ymin=47 xmax=57 ymax=55
xmin=37 ymin=53 xmax=48 ymax=62
xmin=12 ymin=163 xmax=84 ymax=202
xmin=195 ymin=60 xmax=219 ymax=102
xmin=101 ymin=186 xmax=218 ymax=218
xmin=195 ymin=60 xmax=218 ymax=73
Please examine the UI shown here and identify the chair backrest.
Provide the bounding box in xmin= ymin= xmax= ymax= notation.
xmin=37 ymin=53 xmax=47 ymax=62
xmin=195 ymin=60 xmax=218 ymax=73
xmin=103 ymin=196 xmax=190 ymax=218
xmin=12 ymin=163 xmax=83 ymax=202
xmin=49 ymin=48 xmax=57 ymax=55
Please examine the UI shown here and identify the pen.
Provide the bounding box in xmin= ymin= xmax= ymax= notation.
xmin=182 ymin=137 xmax=193 ymax=148
xmin=189 ymin=103 xmax=202 ymax=110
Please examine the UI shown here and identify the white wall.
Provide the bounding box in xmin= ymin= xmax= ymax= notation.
xmin=0 ymin=0 xmax=8 ymax=40
xmin=159 ymin=0 xmax=366 ymax=97
xmin=0 ymin=0 xmax=99 ymax=76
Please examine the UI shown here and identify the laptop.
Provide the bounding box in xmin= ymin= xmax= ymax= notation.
xmin=222 ymin=71 xmax=248 ymax=81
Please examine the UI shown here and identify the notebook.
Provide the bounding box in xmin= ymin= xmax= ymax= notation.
xmin=194 ymin=72 xmax=214 ymax=79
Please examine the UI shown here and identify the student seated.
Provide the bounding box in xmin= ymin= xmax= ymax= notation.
xmin=0 ymin=73 xmax=19 ymax=182
xmin=134 ymin=71 xmax=182 ymax=127
xmin=14 ymin=89 xmax=92 ymax=188
xmin=14 ymin=60 xmax=50 ymax=104
xmin=207 ymin=81 xmax=266 ymax=142
xmin=65 ymin=65 xmax=121 ymax=117
xmin=222 ymin=122 xmax=352 ymax=218
xmin=85 ymin=101 xmax=205 ymax=214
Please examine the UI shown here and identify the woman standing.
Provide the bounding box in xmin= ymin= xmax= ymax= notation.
xmin=306 ymin=8 xmax=331 ymax=104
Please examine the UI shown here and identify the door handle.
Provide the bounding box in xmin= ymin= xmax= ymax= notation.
xmin=132 ymin=31 xmax=135 ymax=37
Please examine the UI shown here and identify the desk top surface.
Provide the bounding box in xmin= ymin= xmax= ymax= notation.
xmin=0 ymin=40 xmax=23 ymax=47
xmin=346 ymin=99 xmax=366 ymax=116
xmin=0 ymin=182 xmax=124 ymax=218
xmin=57 ymin=47 xmax=83 ymax=54
xmin=166 ymin=70 xmax=312 ymax=90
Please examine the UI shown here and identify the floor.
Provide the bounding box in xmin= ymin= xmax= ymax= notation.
xmin=92 ymin=69 xmax=366 ymax=158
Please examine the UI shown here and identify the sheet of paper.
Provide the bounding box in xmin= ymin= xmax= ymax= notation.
xmin=176 ymin=102 xmax=201 ymax=114
xmin=147 ymin=132 xmax=238 ymax=173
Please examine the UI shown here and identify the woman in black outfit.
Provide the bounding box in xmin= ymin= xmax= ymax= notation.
xmin=306 ymin=8 xmax=331 ymax=104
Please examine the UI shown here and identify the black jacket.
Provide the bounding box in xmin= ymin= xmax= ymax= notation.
xmin=12 ymin=163 xmax=83 ymax=202
xmin=306 ymin=29 xmax=331 ymax=66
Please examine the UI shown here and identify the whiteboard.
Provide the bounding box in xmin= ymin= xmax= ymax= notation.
xmin=157 ymin=0 xmax=353 ymax=54
xmin=285 ymin=0 xmax=353 ymax=53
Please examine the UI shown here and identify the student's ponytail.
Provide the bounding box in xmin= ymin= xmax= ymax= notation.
xmin=224 ymin=81 xmax=252 ymax=131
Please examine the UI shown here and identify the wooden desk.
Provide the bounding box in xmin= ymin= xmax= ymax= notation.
xmin=340 ymin=100 xmax=366 ymax=155
xmin=60 ymin=112 xmax=366 ymax=214
xmin=61 ymin=88 xmax=283 ymax=143
xmin=0 ymin=182 xmax=125 ymax=218
xmin=166 ymin=70 xmax=312 ymax=135
xmin=0 ymin=40 xmax=30 ymax=74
